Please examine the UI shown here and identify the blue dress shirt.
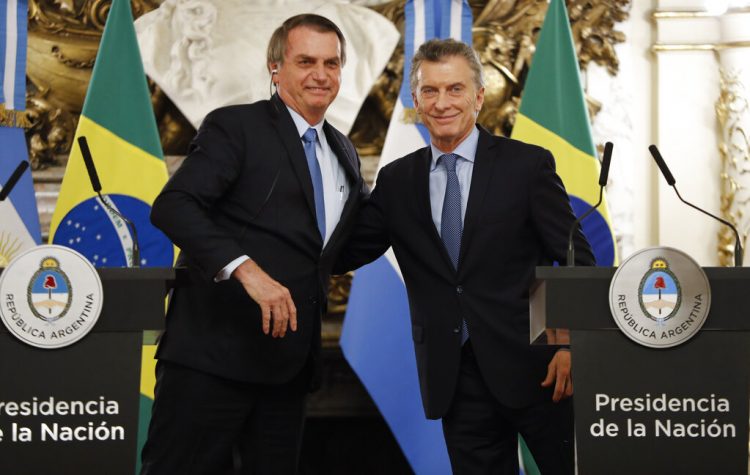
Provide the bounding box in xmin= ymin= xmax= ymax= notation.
xmin=429 ymin=126 xmax=480 ymax=235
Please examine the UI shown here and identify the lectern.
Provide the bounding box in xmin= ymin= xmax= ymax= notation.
xmin=0 ymin=267 xmax=174 ymax=475
xmin=531 ymin=266 xmax=750 ymax=474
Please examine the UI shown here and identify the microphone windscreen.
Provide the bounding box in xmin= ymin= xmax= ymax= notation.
xmin=598 ymin=142 xmax=613 ymax=186
xmin=0 ymin=160 xmax=29 ymax=201
xmin=78 ymin=136 xmax=102 ymax=192
xmin=648 ymin=144 xmax=676 ymax=186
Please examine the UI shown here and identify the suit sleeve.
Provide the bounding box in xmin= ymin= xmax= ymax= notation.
xmin=151 ymin=110 xmax=247 ymax=277
xmin=530 ymin=149 xmax=596 ymax=266
xmin=333 ymin=169 xmax=392 ymax=274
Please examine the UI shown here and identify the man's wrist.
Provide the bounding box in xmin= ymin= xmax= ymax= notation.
xmin=215 ymin=255 xmax=251 ymax=282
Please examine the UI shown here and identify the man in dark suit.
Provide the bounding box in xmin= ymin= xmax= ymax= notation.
xmin=335 ymin=39 xmax=594 ymax=474
xmin=140 ymin=14 xmax=365 ymax=474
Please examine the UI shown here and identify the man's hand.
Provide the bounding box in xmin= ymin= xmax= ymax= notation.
xmin=232 ymin=259 xmax=297 ymax=338
xmin=541 ymin=349 xmax=572 ymax=402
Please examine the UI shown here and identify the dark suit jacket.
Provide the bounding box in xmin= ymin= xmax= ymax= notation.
xmin=335 ymin=126 xmax=594 ymax=419
xmin=151 ymin=94 xmax=365 ymax=385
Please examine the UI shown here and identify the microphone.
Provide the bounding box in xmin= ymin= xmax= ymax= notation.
xmin=649 ymin=144 xmax=743 ymax=267
xmin=648 ymin=145 xmax=675 ymax=186
xmin=0 ymin=161 xmax=30 ymax=201
xmin=78 ymin=136 xmax=102 ymax=192
xmin=77 ymin=136 xmax=141 ymax=268
xmin=566 ymin=142 xmax=613 ymax=267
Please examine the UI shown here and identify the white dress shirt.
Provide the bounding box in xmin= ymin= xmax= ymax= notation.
xmin=215 ymin=106 xmax=350 ymax=281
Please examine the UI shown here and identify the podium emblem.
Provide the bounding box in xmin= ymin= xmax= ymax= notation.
xmin=28 ymin=257 xmax=72 ymax=322
xmin=609 ymin=247 xmax=710 ymax=349
xmin=0 ymin=245 xmax=103 ymax=349
xmin=638 ymin=258 xmax=681 ymax=322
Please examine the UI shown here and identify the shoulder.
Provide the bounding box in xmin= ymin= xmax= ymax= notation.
xmin=323 ymin=120 xmax=347 ymax=140
xmin=203 ymin=101 xmax=269 ymax=123
xmin=482 ymin=128 xmax=550 ymax=159
xmin=190 ymin=102 xmax=275 ymax=151
xmin=323 ymin=121 xmax=361 ymax=166
xmin=373 ymin=147 xmax=428 ymax=187
xmin=478 ymin=127 xmax=555 ymax=171
xmin=380 ymin=146 xmax=428 ymax=175
xmin=194 ymin=101 xmax=275 ymax=145
xmin=323 ymin=121 xmax=355 ymax=149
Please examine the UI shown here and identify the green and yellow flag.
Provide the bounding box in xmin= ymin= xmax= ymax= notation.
xmin=511 ymin=0 xmax=617 ymax=266
xmin=48 ymin=0 xmax=172 ymax=267
xmin=47 ymin=0 xmax=171 ymax=471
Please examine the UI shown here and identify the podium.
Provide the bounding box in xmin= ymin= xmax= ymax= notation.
xmin=0 ymin=267 xmax=174 ymax=475
xmin=531 ymin=266 xmax=750 ymax=474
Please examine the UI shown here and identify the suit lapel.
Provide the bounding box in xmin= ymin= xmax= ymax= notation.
xmin=321 ymin=122 xmax=363 ymax=254
xmin=323 ymin=122 xmax=358 ymax=184
xmin=459 ymin=127 xmax=498 ymax=270
xmin=269 ymin=94 xmax=317 ymax=224
xmin=415 ymin=146 xmax=457 ymax=272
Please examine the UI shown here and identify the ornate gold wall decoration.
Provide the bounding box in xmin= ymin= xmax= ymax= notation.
xmin=716 ymin=69 xmax=750 ymax=266
xmin=25 ymin=85 xmax=78 ymax=169
xmin=25 ymin=0 xmax=628 ymax=162
xmin=328 ymin=273 xmax=353 ymax=315
xmin=349 ymin=0 xmax=629 ymax=154
xmin=26 ymin=0 xmax=160 ymax=168
xmin=25 ymin=0 xmax=629 ymax=319
xmin=149 ymin=81 xmax=196 ymax=156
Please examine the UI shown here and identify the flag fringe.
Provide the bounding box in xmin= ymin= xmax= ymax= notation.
xmin=401 ymin=107 xmax=423 ymax=124
xmin=0 ymin=104 xmax=32 ymax=129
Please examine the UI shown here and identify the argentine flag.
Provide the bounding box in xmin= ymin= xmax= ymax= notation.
xmin=1 ymin=0 xmax=41 ymax=267
xmin=340 ymin=1 xmax=471 ymax=473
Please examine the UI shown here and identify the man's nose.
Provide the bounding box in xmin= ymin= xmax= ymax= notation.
xmin=311 ymin=63 xmax=327 ymax=81
xmin=434 ymin=91 xmax=450 ymax=109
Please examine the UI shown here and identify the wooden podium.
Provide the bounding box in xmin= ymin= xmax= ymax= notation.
xmin=531 ymin=266 xmax=750 ymax=474
xmin=0 ymin=267 xmax=174 ymax=475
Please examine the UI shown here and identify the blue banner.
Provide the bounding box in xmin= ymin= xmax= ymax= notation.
xmin=341 ymin=2 xmax=472 ymax=473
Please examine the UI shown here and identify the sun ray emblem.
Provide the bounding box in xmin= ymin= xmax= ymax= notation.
xmin=0 ymin=231 xmax=23 ymax=268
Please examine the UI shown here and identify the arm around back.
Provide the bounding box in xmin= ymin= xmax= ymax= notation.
xmin=333 ymin=168 xmax=392 ymax=274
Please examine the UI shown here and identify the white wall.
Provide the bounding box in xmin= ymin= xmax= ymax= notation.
xmin=601 ymin=0 xmax=750 ymax=265
xmin=590 ymin=0 xmax=659 ymax=260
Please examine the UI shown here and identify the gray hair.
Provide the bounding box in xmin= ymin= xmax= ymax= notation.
xmin=266 ymin=14 xmax=347 ymax=70
xmin=409 ymin=38 xmax=484 ymax=93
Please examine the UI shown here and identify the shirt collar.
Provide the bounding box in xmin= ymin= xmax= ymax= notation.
xmin=430 ymin=126 xmax=480 ymax=171
xmin=286 ymin=105 xmax=324 ymax=140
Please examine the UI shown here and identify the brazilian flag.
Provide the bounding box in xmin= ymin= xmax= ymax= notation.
xmin=511 ymin=0 xmax=617 ymax=266
xmin=47 ymin=0 xmax=171 ymax=471
xmin=48 ymin=0 xmax=172 ymax=268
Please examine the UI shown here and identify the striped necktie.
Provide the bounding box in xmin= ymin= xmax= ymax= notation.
xmin=440 ymin=153 xmax=469 ymax=344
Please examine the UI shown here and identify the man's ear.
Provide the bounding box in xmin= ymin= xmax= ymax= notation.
xmin=475 ymin=86 xmax=485 ymax=113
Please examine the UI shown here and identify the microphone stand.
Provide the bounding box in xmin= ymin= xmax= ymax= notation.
xmin=566 ymin=142 xmax=613 ymax=267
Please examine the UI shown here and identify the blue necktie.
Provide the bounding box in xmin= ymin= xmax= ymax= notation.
xmin=440 ymin=153 xmax=469 ymax=344
xmin=302 ymin=128 xmax=326 ymax=240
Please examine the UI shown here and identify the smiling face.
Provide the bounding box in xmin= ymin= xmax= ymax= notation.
xmin=271 ymin=26 xmax=342 ymax=125
xmin=412 ymin=55 xmax=484 ymax=152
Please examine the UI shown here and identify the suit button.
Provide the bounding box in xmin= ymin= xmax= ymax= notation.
xmin=453 ymin=327 xmax=460 ymax=333
xmin=309 ymin=296 xmax=318 ymax=304
xmin=456 ymin=286 xmax=463 ymax=295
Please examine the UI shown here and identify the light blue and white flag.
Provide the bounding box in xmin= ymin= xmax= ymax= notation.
xmin=1 ymin=0 xmax=42 ymax=266
xmin=340 ymin=1 xmax=471 ymax=473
